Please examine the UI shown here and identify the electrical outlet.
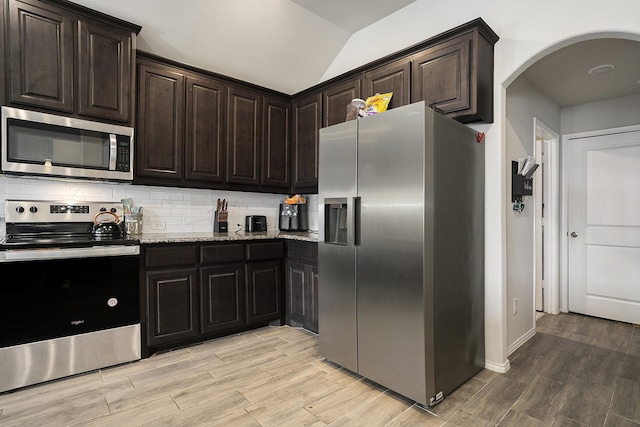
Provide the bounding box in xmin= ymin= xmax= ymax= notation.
xmin=513 ymin=298 xmax=518 ymax=315
xmin=151 ymin=220 xmax=165 ymax=230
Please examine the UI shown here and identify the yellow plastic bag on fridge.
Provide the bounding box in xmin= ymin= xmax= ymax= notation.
xmin=364 ymin=92 xmax=393 ymax=115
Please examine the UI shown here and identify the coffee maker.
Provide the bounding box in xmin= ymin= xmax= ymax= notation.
xmin=279 ymin=203 xmax=308 ymax=231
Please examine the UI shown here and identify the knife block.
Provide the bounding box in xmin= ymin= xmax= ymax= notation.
xmin=214 ymin=211 xmax=228 ymax=233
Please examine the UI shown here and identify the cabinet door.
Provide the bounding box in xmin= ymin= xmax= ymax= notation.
xmin=291 ymin=92 xmax=321 ymax=193
xmin=245 ymin=260 xmax=282 ymax=324
xmin=411 ymin=34 xmax=471 ymax=115
xmin=146 ymin=268 xmax=198 ymax=346
xmin=77 ymin=18 xmax=132 ymax=122
xmin=323 ymin=77 xmax=361 ymax=127
xmin=227 ymin=86 xmax=261 ymax=185
xmin=262 ymin=95 xmax=290 ymax=188
xmin=363 ymin=59 xmax=411 ymax=111
xmin=307 ymin=264 xmax=319 ymax=333
xmin=136 ymin=61 xmax=185 ymax=180
xmin=8 ymin=0 xmax=73 ymax=112
xmin=185 ymin=75 xmax=226 ymax=183
xmin=200 ymin=264 xmax=244 ymax=335
xmin=286 ymin=260 xmax=307 ymax=327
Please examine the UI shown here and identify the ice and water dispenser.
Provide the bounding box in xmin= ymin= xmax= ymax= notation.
xmin=324 ymin=199 xmax=348 ymax=245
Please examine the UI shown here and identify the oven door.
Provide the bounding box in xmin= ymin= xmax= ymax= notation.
xmin=0 ymin=245 xmax=140 ymax=348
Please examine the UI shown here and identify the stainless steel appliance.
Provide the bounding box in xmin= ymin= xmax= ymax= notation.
xmin=0 ymin=200 xmax=141 ymax=393
xmin=1 ymin=106 xmax=134 ymax=181
xmin=279 ymin=203 xmax=308 ymax=231
xmin=318 ymin=102 xmax=485 ymax=407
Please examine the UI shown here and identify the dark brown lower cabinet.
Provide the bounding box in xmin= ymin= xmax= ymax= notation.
xmin=246 ymin=260 xmax=282 ymax=324
xmin=200 ymin=264 xmax=244 ymax=335
xmin=146 ymin=268 xmax=199 ymax=347
xmin=286 ymin=241 xmax=318 ymax=333
xmin=143 ymin=241 xmax=284 ymax=355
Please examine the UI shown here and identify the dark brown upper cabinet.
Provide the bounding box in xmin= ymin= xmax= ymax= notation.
xmin=185 ymin=74 xmax=226 ymax=183
xmin=8 ymin=0 xmax=73 ymax=112
xmin=6 ymin=0 xmax=139 ymax=123
xmin=136 ymin=60 xmax=185 ymax=180
xmin=77 ymin=19 xmax=132 ymax=122
xmin=292 ymin=92 xmax=322 ymax=194
xmin=363 ymin=59 xmax=411 ymax=110
xmin=323 ymin=77 xmax=361 ymax=127
xmin=262 ymin=95 xmax=291 ymax=189
xmin=226 ymin=85 xmax=261 ymax=186
xmin=411 ymin=34 xmax=471 ymax=119
xmin=411 ymin=28 xmax=495 ymax=123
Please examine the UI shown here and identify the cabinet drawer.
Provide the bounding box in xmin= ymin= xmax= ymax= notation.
xmin=287 ymin=241 xmax=318 ymax=265
xmin=201 ymin=244 xmax=244 ymax=264
xmin=145 ymin=245 xmax=198 ymax=268
xmin=246 ymin=241 xmax=284 ymax=262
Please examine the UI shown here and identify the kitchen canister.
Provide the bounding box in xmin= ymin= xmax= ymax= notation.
xmin=124 ymin=213 xmax=143 ymax=235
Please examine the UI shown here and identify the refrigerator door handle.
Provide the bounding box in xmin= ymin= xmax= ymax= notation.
xmin=353 ymin=196 xmax=361 ymax=246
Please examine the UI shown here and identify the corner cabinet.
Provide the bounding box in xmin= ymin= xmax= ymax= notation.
xmin=292 ymin=92 xmax=322 ymax=194
xmin=286 ymin=240 xmax=318 ymax=333
xmin=5 ymin=0 xmax=139 ymax=123
xmin=142 ymin=240 xmax=284 ymax=355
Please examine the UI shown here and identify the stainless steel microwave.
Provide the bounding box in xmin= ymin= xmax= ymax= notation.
xmin=1 ymin=106 xmax=134 ymax=181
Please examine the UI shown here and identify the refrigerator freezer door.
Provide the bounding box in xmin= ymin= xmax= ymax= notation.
xmin=356 ymin=102 xmax=431 ymax=404
xmin=318 ymin=120 xmax=358 ymax=373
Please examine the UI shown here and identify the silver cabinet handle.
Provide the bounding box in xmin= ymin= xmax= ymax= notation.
xmin=570 ymin=232 xmax=578 ymax=238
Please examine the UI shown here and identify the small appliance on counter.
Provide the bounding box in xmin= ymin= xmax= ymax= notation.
xmin=279 ymin=194 xmax=308 ymax=231
xmin=279 ymin=203 xmax=308 ymax=231
xmin=245 ymin=215 xmax=267 ymax=232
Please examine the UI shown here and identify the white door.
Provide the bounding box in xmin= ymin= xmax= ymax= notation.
xmin=567 ymin=127 xmax=640 ymax=324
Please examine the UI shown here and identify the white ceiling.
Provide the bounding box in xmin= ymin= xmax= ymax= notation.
xmin=290 ymin=0 xmax=416 ymax=33
xmin=71 ymin=0 xmax=640 ymax=105
xmin=69 ymin=0 xmax=415 ymax=95
xmin=521 ymin=38 xmax=640 ymax=107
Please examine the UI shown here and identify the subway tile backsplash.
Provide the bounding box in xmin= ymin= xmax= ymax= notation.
xmin=0 ymin=175 xmax=318 ymax=237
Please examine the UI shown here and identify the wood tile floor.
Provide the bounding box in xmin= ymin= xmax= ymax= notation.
xmin=1 ymin=313 xmax=639 ymax=426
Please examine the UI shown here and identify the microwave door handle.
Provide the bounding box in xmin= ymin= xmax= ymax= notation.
xmin=108 ymin=134 xmax=117 ymax=171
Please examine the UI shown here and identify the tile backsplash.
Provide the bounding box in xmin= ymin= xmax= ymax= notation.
xmin=0 ymin=175 xmax=318 ymax=237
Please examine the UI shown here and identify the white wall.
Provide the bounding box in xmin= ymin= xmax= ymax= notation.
xmin=505 ymin=76 xmax=560 ymax=350
xmin=561 ymin=93 xmax=640 ymax=135
xmin=321 ymin=0 xmax=640 ymax=371
xmin=0 ymin=176 xmax=319 ymax=237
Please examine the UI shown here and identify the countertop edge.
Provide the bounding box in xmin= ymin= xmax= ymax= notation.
xmin=138 ymin=231 xmax=318 ymax=245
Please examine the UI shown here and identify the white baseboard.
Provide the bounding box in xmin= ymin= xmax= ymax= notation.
xmin=507 ymin=327 xmax=536 ymax=356
xmin=484 ymin=358 xmax=511 ymax=373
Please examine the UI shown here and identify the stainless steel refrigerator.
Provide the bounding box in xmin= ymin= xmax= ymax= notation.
xmin=318 ymin=101 xmax=484 ymax=407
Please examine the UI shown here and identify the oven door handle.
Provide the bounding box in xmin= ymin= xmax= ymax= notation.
xmin=1 ymin=245 xmax=140 ymax=262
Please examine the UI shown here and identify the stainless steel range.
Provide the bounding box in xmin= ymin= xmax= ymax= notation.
xmin=0 ymin=200 xmax=141 ymax=393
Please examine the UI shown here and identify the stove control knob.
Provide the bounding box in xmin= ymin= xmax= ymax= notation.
xmin=29 ymin=206 xmax=38 ymax=213
xmin=16 ymin=206 xmax=25 ymax=213
xmin=100 ymin=207 xmax=107 ymax=212
xmin=110 ymin=207 xmax=117 ymax=213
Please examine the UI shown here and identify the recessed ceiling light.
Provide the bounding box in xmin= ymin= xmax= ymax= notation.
xmin=588 ymin=64 xmax=615 ymax=75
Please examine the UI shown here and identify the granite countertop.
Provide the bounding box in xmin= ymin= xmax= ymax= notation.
xmin=138 ymin=230 xmax=318 ymax=245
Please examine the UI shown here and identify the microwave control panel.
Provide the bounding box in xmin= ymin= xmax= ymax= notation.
xmin=116 ymin=137 xmax=130 ymax=172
